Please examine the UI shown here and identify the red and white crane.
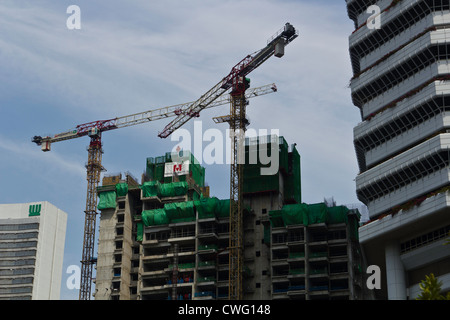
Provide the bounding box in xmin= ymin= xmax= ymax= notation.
xmin=158 ymin=23 xmax=297 ymax=139
xmin=31 ymin=83 xmax=277 ymax=300
xmin=33 ymin=21 xmax=298 ymax=301
xmin=157 ymin=22 xmax=298 ymax=300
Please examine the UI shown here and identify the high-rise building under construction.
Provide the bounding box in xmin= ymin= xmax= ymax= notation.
xmin=346 ymin=0 xmax=450 ymax=299
xmin=93 ymin=135 xmax=364 ymax=300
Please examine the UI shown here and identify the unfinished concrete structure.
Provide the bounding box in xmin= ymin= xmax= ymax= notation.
xmin=346 ymin=0 xmax=450 ymax=299
xmin=94 ymin=136 xmax=363 ymax=300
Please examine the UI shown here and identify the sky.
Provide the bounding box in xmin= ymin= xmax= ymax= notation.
xmin=0 ymin=0 xmax=367 ymax=299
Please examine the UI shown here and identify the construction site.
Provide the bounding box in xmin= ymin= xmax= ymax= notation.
xmin=92 ymin=135 xmax=364 ymax=300
xmin=28 ymin=22 xmax=367 ymax=300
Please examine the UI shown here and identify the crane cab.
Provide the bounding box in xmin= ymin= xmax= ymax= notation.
xmin=88 ymin=127 xmax=100 ymax=138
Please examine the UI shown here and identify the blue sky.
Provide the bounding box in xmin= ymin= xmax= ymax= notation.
xmin=0 ymin=1 xmax=365 ymax=299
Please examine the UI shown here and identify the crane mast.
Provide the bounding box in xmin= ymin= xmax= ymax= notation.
xmin=159 ymin=22 xmax=298 ymax=300
xmin=228 ymin=86 xmax=248 ymax=300
xmin=79 ymin=133 xmax=103 ymax=300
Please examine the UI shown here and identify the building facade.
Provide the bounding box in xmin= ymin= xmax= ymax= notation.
xmin=346 ymin=0 xmax=450 ymax=299
xmin=94 ymin=136 xmax=364 ymax=300
xmin=0 ymin=202 xmax=67 ymax=300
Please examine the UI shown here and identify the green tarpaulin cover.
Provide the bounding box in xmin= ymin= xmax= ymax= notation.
xmin=327 ymin=206 xmax=349 ymax=224
xmin=140 ymin=181 xmax=188 ymax=198
xmin=215 ymin=199 xmax=231 ymax=218
xmin=136 ymin=222 xmax=143 ymax=241
xmin=140 ymin=181 xmax=161 ymax=198
xmin=115 ymin=183 xmax=128 ymax=197
xmin=281 ymin=203 xmax=309 ymax=226
xmin=164 ymin=201 xmax=195 ymax=223
xmin=159 ymin=181 xmax=188 ymax=197
xmin=142 ymin=209 xmax=169 ymax=226
xmin=194 ymin=196 xmax=220 ymax=219
xmin=307 ymin=203 xmax=328 ymax=225
xmin=270 ymin=203 xmax=353 ymax=227
xmin=97 ymin=190 xmax=116 ymax=210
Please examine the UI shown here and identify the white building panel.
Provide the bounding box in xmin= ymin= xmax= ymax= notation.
xmin=356 ymin=133 xmax=450 ymax=187
xmin=357 ymin=14 xmax=435 ymax=71
xmin=364 ymin=169 xmax=449 ymax=218
xmin=350 ymin=29 xmax=441 ymax=92
xmin=354 ymin=81 xmax=450 ymax=139
xmin=361 ymin=62 xmax=447 ymax=118
xmin=364 ymin=114 xmax=450 ymax=168
xmin=359 ymin=192 xmax=450 ymax=242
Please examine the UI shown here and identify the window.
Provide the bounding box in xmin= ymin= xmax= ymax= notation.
xmin=400 ymin=225 xmax=450 ymax=254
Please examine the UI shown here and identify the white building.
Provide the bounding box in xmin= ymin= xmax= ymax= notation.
xmin=0 ymin=202 xmax=67 ymax=300
xmin=346 ymin=0 xmax=450 ymax=299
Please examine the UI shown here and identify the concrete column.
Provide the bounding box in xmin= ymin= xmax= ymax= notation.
xmin=385 ymin=241 xmax=406 ymax=300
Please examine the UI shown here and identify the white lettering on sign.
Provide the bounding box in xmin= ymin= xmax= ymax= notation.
xmin=164 ymin=161 xmax=190 ymax=177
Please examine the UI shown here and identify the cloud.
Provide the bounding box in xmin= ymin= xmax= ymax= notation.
xmin=0 ymin=2 xmax=367 ymax=300
xmin=0 ymin=134 xmax=85 ymax=180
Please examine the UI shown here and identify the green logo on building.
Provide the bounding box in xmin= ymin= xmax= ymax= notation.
xmin=29 ymin=204 xmax=41 ymax=217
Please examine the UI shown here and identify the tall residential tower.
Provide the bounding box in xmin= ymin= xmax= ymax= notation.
xmin=346 ymin=0 xmax=450 ymax=299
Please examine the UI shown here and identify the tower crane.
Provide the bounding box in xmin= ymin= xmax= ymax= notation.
xmin=32 ymin=83 xmax=277 ymax=300
xmin=157 ymin=22 xmax=298 ymax=300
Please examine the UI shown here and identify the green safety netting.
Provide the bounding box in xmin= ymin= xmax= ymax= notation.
xmin=136 ymin=222 xmax=143 ymax=241
xmin=269 ymin=203 xmax=355 ymax=228
xmin=284 ymin=146 xmax=301 ymax=204
xmin=164 ymin=201 xmax=195 ymax=223
xmin=242 ymin=137 xmax=301 ymax=205
xmin=140 ymin=181 xmax=189 ymax=198
xmin=97 ymin=190 xmax=116 ymax=210
xmin=142 ymin=208 xmax=169 ymax=226
xmin=327 ymin=206 xmax=349 ymax=224
xmin=194 ymin=196 xmax=220 ymax=219
xmin=215 ymin=199 xmax=231 ymax=218
xmin=140 ymin=181 xmax=161 ymax=198
xmin=269 ymin=210 xmax=284 ymax=227
xmin=141 ymin=209 xmax=154 ymax=226
xmin=115 ymin=183 xmax=128 ymax=197
xmin=307 ymin=203 xmax=328 ymax=224
xmin=159 ymin=181 xmax=189 ymax=197
xmin=281 ymin=203 xmax=310 ymax=226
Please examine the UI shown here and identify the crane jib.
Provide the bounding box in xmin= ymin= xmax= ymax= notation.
xmin=75 ymin=119 xmax=118 ymax=136
xmin=157 ymin=22 xmax=298 ymax=139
